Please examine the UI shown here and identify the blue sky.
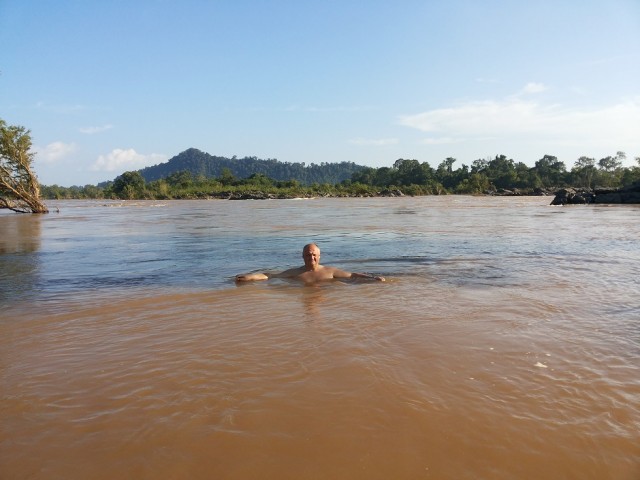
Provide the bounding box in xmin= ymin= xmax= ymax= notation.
xmin=1 ymin=0 xmax=639 ymax=186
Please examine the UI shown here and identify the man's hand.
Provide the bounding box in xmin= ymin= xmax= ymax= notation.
xmin=235 ymin=273 xmax=269 ymax=282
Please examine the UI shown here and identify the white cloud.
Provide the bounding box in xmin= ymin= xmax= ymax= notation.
xmin=349 ymin=137 xmax=398 ymax=146
xmin=398 ymin=89 xmax=640 ymax=150
xmin=79 ymin=124 xmax=113 ymax=134
xmin=34 ymin=101 xmax=86 ymax=114
xmin=521 ymin=82 xmax=547 ymax=95
xmin=569 ymin=85 xmax=590 ymax=96
xmin=33 ymin=141 xmax=78 ymax=164
xmin=419 ymin=137 xmax=465 ymax=145
xmin=91 ymin=148 xmax=167 ymax=172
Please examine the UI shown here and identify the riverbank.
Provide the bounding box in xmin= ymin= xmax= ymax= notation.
xmin=182 ymin=187 xmax=556 ymax=200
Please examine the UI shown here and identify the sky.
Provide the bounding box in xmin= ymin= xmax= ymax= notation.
xmin=1 ymin=0 xmax=639 ymax=186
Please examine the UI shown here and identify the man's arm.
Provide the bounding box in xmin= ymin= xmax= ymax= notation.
xmin=235 ymin=266 xmax=305 ymax=282
xmin=235 ymin=273 xmax=269 ymax=282
xmin=349 ymin=272 xmax=385 ymax=282
xmin=330 ymin=268 xmax=385 ymax=282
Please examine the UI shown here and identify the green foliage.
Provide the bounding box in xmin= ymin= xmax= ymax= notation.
xmin=534 ymin=155 xmax=567 ymax=187
xmin=454 ymin=173 xmax=491 ymax=194
xmin=219 ymin=168 xmax=236 ymax=186
xmin=40 ymin=148 xmax=639 ymax=200
xmin=437 ymin=159 xmax=470 ymax=190
xmin=487 ymin=155 xmax=518 ymax=189
xmin=110 ymin=171 xmax=146 ymax=199
xmin=0 ymin=118 xmax=48 ymax=213
xmin=165 ymin=170 xmax=193 ymax=188
xmin=571 ymin=157 xmax=597 ymax=189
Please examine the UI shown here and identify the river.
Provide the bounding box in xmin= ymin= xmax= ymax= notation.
xmin=1 ymin=196 xmax=639 ymax=479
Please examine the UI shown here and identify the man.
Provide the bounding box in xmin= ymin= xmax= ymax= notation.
xmin=235 ymin=243 xmax=385 ymax=283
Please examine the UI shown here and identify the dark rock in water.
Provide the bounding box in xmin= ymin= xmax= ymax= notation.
xmin=227 ymin=191 xmax=278 ymax=200
xmin=551 ymin=181 xmax=640 ymax=205
xmin=488 ymin=187 xmax=551 ymax=196
xmin=593 ymin=192 xmax=622 ymax=204
xmin=621 ymin=191 xmax=640 ymax=203
xmin=550 ymin=188 xmax=594 ymax=205
xmin=379 ymin=188 xmax=404 ymax=197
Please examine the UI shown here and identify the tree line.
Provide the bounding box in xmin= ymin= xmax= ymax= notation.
xmin=5 ymin=115 xmax=638 ymax=212
xmin=350 ymin=153 xmax=639 ymax=194
xmin=41 ymin=152 xmax=640 ymax=200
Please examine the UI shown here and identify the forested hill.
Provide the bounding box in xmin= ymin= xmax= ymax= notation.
xmin=137 ymin=148 xmax=366 ymax=185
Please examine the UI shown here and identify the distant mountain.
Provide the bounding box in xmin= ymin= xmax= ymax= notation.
xmin=134 ymin=148 xmax=366 ymax=185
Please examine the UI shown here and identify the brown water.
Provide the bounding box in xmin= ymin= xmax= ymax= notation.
xmin=1 ymin=197 xmax=639 ymax=479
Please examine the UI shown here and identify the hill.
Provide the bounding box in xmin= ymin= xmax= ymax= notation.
xmin=135 ymin=148 xmax=366 ymax=185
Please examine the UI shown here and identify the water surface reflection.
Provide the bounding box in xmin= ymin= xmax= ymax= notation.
xmin=0 ymin=213 xmax=42 ymax=254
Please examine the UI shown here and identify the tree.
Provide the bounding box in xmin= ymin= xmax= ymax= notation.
xmin=436 ymin=157 xmax=459 ymax=189
xmin=455 ymin=172 xmax=490 ymax=194
xmin=351 ymin=167 xmax=375 ymax=185
xmin=598 ymin=153 xmax=623 ymax=173
xmin=437 ymin=157 xmax=456 ymax=176
xmin=534 ymin=155 xmax=566 ymax=188
xmin=572 ymin=156 xmax=597 ymax=189
xmin=471 ymin=158 xmax=489 ymax=174
xmin=0 ymin=119 xmax=49 ymax=213
xmin=373 ymin=167 xmax=397 ymax=187
xmin=597 ymin=152 xmax=624 ymax=187
xmin=219 ymin=167 xmax=236 ymax=186
xmin=485 ymin=155 xmax=517 ymax=189
xmin=166 ymin=170 xmax=193 ymax=188
xmin=394 ymin=159 xmax=423 ymax=185
xmin=245 ymin=173 xmax=274 ymax=187
xmin=111 ymin=171 xmax=146 ymax=199
xmin=513 ymin=162 xmax=535 ymax=188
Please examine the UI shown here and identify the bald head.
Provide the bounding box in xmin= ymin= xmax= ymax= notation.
xmin=303 ymin=243 xmax=319 ymax=253
xmin=302 ymin=243 xmax=321 ymax=270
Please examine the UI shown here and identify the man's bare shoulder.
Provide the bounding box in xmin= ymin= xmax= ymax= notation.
xmin=321 ymin=265 xmax=351 ymax=278
xmin=273 ymin=266 xmax=306 ymax=278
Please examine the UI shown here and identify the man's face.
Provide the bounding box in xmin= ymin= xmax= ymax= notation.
xmin=302 ymin=245 xmax=320 ymax=269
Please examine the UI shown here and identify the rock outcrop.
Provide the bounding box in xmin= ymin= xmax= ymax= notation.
xmin=551 ymin=182 xmax=640 ymax=205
